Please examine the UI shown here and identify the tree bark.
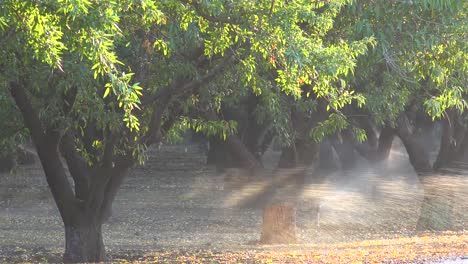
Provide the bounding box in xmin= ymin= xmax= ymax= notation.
xmin=260 ymin=202 xmax=297 ymax=244
xmin=226 ymin=136 xmax=263 ymax=169
xmin=264 ymin=140 xmax=317 ymax=244
xmin=10 ymin=81 xmax=77 ymax=221
xmin=375 ymin=126 xmax=395 ymax=161
xmin=395 ymin=113 xmax=432 ymax=174
xmin=99 ymin=168 xmax=129 ymax=222
xmin=262 ymin=105 xmax=321 ymax=245
xmin=207 ymin=137 xmax=230 ymax=170
xmin=331 ymin=130 xmax=357 ymax=170
xmin=352 ymin=124 xmax=394 ymax=163
xmin=10 ymin=81 xmax=121 ymax=263
xmin=63 ymin=217 xmax=105 ymax=263
xmin=205 ymin=108 xmax=263 ymax=171
xmin=278 ymin=145 xmax=297 ymax=168
xmin=319 ymin=140 xmax=339 ymax=170
xmin=433 ymin=110 xmax=467 ymax=170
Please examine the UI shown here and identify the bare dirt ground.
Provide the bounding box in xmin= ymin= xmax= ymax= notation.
xmin=1 ymin=144 xmax=467 ymax=263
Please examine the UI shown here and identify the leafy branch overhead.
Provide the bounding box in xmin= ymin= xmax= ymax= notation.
xmin=1 ymin=0 xmax=467 ymax=262
xmin=0 ymin=0 xmax=466 ymax=159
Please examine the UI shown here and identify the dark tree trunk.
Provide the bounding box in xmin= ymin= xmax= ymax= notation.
xmin=207 ymin=136 xmax=262 ymax=171
xmin=261 ymin=105 xmax=323 ymax=244
xmin=319 ymin=140 xmax=339 ymax=170
xmin=207 ymin=138 xmax=228 ymax=170
xmin=433 ymin=110 xmax=468 ymax=170
xmin=331 ymin=130 xmax=357 ymax=170
xmin=392 ymin=111 xmax=457 ymax=231
xmin=99 ymin=169 xmax=128 ymax=222
xmin=454 ymin=130 xmax=468 ymax=164
xmin=278 ymin=145 xmax=297 ymax=168
xmin=205 ymin=103 xmax=265 ymax=171
xmin=396 ymin=113 xmax=432 ymax=174
xmin=359 ymin=116 xmax=378 ymax=149
xmin=434 ymin=118 xmax=456 ymax=170
xmin=264 ymin=141 xmax=318 ymax=244
xmin=352 ymin=124 xmax=394 ymax=163
xmin=63 ymin=218 xmax=105 ymax=263
xmin=207 ymin=133 xmax=268 ymax=171
xmin=225 ymin=136 xmax=263 ymax=170
xmin=399 ymin=133 xmax=432 ymax=174
xmin=375 ymin=126 xmax=395 ymax=161
xmin=10 ymin=81 xmax=130 ymax=263
xmin=278 ymin=139 xmax=319 ymax=169
xmin=414 ymin=112 xmax=462 ymax=231
xmin=296 ymin=140 xmax=319 ymax=168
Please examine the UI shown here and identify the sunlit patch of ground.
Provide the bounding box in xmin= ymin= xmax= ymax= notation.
xmin=1 ymin=232 xmax=467 ymax=263
xmin=1 ymin=145 xmax=467 ymax=263
xmin=119 ymin=232 xmax=468 ymax=263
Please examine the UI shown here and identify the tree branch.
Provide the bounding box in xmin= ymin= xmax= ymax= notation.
xmin=59 ymin=131 xmax=90 ymax=200
xmin=10 ymin=81 xmax=77 ymax=221
xmin=142 ymin=51 xmax=235 ymax=145
xmin=102 ymin=131 xmax=116 ymax=169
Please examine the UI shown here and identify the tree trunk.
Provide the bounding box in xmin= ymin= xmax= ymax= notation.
xmin=99 ymin=174 xmax=125 ymax=222
xmin=433 ymin=110 xmax=468 ymax=170
xmin=207 ymin=138 xmax=231 ymax=171
xmin=63 ymin=218 xmax=105 ymax=263
xmin=396 ymin=113 xmax=432 ymax=174
xmin=416 ymin=177 xmax=454 ymax=231
xmin=399 ymin=135 xmax=432 ymax=174
xmin=261 ymin=202 xmax=297 ymax=244
xmin=225 ymin=136 xmax=263 ymax=169
xmin=10 ymin=79 xmax=135 ymax=264
xmin=278 ymin=145 xmax=297 ymax=168
xmin=353 ymin=125 xmax=394 ymax=162
xmin=375 ymin=126 xmax=395 ymax=161
xmin=331 ymin=130 xmax=357 ymax=170
xmin=265 ymin=137 xmax=319 ymax=244
xmin=319 ymin=140 xmax=339 ymax=170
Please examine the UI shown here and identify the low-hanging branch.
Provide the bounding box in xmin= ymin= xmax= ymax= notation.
xmin=59 ymin=132 xmax=90 ymax=200
xmin=9 ymin=80 xmax=78 ymax=220
xmin=143 ymin=50 xmax=235 ymax=145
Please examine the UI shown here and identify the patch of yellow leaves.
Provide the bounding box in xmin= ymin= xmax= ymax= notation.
xmin=132 ymin=231 xmax=467 ymax=263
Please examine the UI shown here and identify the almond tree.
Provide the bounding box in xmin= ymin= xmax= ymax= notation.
xmin=335 ymin=0 xmax=468 ymax=230
xmin=1 ymin=0 xmax=374 ymax=261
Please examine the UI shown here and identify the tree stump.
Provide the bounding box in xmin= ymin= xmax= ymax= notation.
xmin=260 ymin=202 xmax=297 ymax=244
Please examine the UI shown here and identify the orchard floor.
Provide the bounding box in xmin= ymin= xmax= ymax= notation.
xmin=0 ymin=144 xmax=467 ymax=263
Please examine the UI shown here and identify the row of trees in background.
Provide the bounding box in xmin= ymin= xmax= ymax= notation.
xmin=0 ymin=0 xmax=466 ymax=262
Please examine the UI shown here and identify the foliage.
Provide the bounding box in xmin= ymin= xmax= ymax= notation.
xmin=0 ymin=0 xmax=465 ymax=157
xmin=1 ymin=1 xmax=467 ymax=261
xmin=0 ymin=93 xmax=27 ymax=156
xmin=170 ymin=0 xmax=374 ymax=145
xmin=338 ymin=0 xmax=467 ymax=125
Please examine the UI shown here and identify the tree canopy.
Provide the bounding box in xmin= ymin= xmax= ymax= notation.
xmin=0 ymin=0 xmax=467 ymax=262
